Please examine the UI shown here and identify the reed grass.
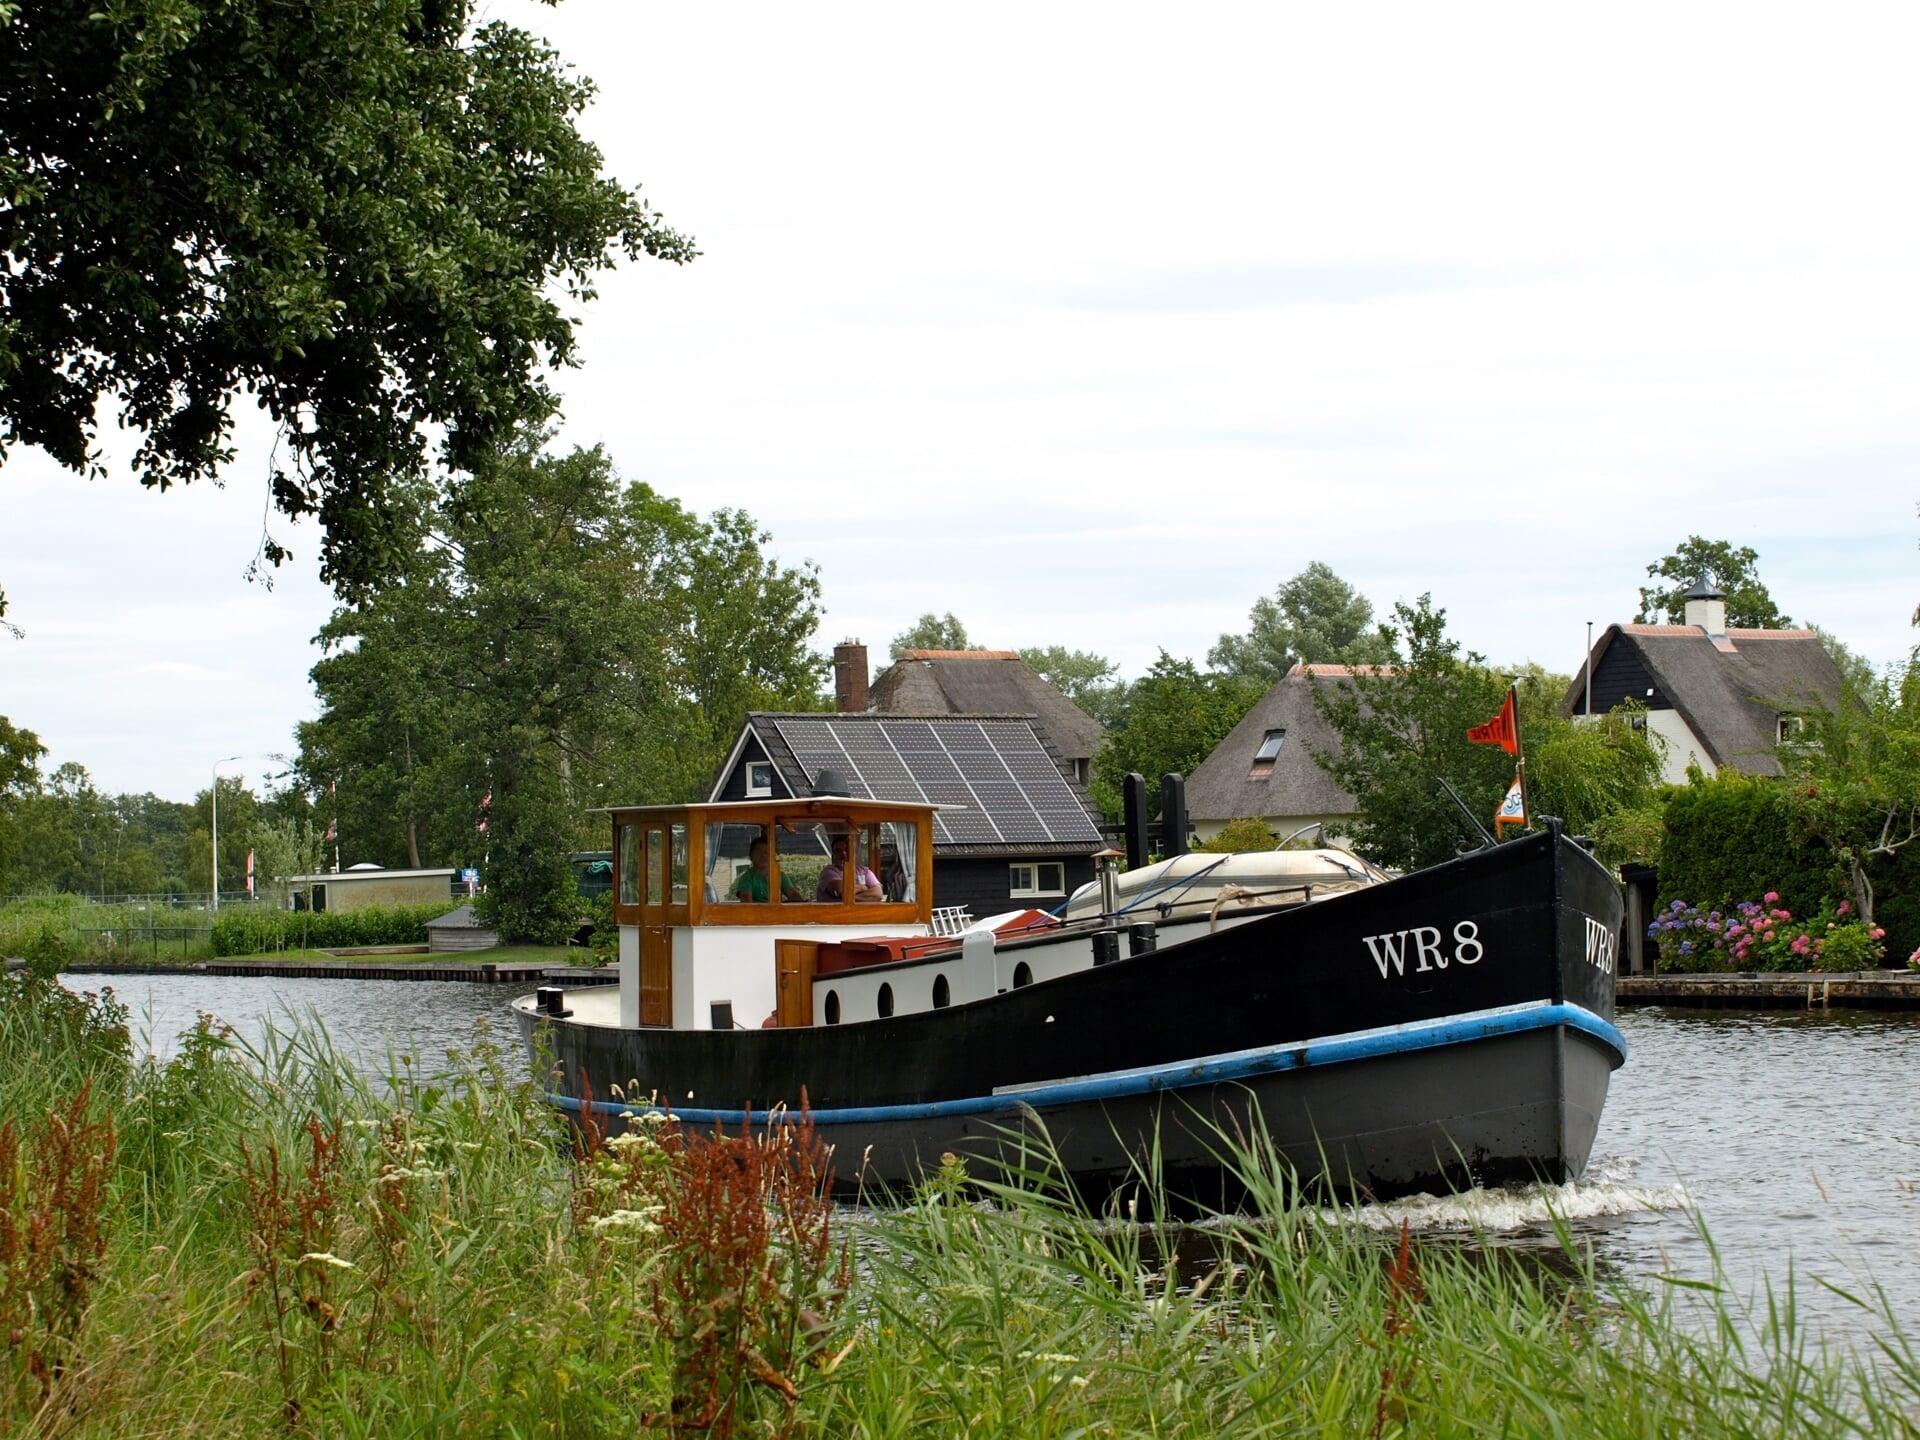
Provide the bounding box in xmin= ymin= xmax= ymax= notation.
xmin=1 ymin=966 xmax=1915 ymax=1437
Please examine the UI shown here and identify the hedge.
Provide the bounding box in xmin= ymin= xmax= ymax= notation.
xmin=1656 ymin=771 xmax=1919 ymax=965
xmin=209 ymin=901 xmax=462 ymax=957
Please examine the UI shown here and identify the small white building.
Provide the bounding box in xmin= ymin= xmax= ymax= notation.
xmin=289 ymin=865 xmax=458 ymax=913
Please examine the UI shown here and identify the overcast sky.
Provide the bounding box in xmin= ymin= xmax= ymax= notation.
xmin=5 ymin=2 xmax=1918 ymax=803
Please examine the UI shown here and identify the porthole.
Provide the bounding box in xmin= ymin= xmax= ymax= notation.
xmin=932 ymin=973 xmax=951 ymax=1009
xmin=877 ymin=983 xmax=894 ymax=1018
xmin=1013 ymin=962 xmax=1033 ymax=988
xmin=824 ymin=990 xmax=840 ymax=1025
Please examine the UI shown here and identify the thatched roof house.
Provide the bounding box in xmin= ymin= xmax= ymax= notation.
xmin=857 ymin=647 xmax=1105 ymax=786
xmin=1184 ymin=664 xmax=1380 ymax=844
xmin=1565 ymin=584 xmax=1843 ymax=783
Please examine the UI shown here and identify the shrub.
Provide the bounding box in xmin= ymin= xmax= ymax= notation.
xmin=209 ymin=901 xmax=461 ymax=957
xmin=1658 ymin=773 xmax=1841 ymax=924
xmin=1192 ymin=818 xmax=1281 ymax=853
xmin=1648 ymin=892 xmax=1886 ymax=973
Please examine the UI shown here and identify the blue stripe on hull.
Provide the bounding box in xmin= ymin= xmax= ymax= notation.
xmin=544 ymin=1000 xmax=1626 ymax=1129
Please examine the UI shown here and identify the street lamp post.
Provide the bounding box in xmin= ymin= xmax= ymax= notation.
xmin=212 ymin=755 xmax=241 ymax=911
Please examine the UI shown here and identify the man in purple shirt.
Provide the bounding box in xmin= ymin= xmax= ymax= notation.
xmin=816 ymin=834 xmax=883 ymax=902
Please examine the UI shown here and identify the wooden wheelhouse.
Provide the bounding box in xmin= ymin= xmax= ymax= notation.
xmin=605 ymin=798 xmax=937 ymax=1030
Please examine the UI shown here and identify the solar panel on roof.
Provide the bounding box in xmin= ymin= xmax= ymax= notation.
xmin=764 ymin=714 xmax=1101 ymax=847
xmin=773 ymin=719 xmax=872 ymax=799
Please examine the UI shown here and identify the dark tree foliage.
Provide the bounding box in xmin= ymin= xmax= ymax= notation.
xmin=1312 ymin=595 xmax=1513 ymax=873
xmin=1090 ymin=653 xmax=1263 ymax=819
xmin=1636 ymin=538 xmax=1790 ymax=629
xmin=0 ymin=0 xmax=693 ymax=604
xmin=889 ymin=614 xmax=970 ymax=658
xmin=1208 ymin=561 xmax=1394 ymax=684
xmin=1018 ymin=646 xmax=1127 ymax=728
xmin=298 ymin=432 xmax=825 ymax=942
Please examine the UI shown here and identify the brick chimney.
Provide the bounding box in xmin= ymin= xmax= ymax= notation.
xmin=833 ymin=641 xmax=869 ymax=712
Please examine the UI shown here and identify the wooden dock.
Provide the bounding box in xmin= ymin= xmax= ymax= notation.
xmin=1619 ymin=971 xmax=1920 ymax=1011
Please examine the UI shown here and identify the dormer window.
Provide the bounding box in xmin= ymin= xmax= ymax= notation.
xmin=1249 ymin=728 xmax=1286 ymax=779
xmin=1777 ymin=715 xmax=1806 ymax=744
xmin=745 ymin=761 xmax=775 ymax=798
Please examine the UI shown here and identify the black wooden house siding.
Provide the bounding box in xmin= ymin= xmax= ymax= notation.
xmin=711 ymin=734 xmax=792 ymax=802
xmin=935 ymin=855 xmax=1096 ymax=919
xmin=1574 ymin=643 xmax=1668 ymax=716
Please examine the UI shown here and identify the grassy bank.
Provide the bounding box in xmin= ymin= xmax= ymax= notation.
xmin=3 ymin=965 xmax=1916 ymax=1437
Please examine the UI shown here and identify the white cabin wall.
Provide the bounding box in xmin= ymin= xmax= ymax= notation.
xmin=679 ymin=924 xmax=935 ymax=1030
xmin=618 ymin=925 xmax=640 ymax=1028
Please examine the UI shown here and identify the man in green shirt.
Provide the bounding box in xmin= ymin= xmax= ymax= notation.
xmin=733 ymin=836 xmax=803 ymax=904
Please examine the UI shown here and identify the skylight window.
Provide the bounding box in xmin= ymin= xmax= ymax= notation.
xmin=1253 ymin=729 xmax=1286 ymax=762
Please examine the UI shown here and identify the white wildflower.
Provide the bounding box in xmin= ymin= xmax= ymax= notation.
xmin=591 ymin=1207 xmax=664 ymax=1236
xmin=298 ymin=1252 xmax=357 ymax=1271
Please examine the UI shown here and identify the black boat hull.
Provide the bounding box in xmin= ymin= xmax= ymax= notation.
xmin=518 ymin=829 xmax=1626 ymax=1200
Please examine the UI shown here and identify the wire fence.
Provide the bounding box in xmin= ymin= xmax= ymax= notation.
xmin=0 ymin=893 xmax=271 ymax=964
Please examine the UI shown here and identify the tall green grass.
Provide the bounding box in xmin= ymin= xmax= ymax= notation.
xmin=1 ymin=970 xmax=1915 ymax=1436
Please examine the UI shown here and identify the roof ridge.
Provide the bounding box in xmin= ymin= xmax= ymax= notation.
xmin=898 ymin=649 xmax=1020 ymax=660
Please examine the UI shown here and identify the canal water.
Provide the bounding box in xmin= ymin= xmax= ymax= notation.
xmin=62 ymin=973 xmax=1920 ymax=1347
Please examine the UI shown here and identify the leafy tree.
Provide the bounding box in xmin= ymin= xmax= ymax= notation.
xmin=0 ymin=717 xmax=47 ymax=890
xmin=1312 ymin=596 xmax=1514 ymax=872
xmin=1781 ymin=659 xmax=1920 ymax=927
xmin=1090 ymin=653 xmax=1262 ymax=818
xmin=1636 ymin=538 xmax=1790 ymax=629
xmin=298 ymin=432 xmax=824 ymax=940
xmin=890 ymin=613 xmax=971 ymax=658
xmin=1808 ymin=624 xmax=1877 ymax=694
xmin=0 ymin=0 xmax=693 ymax=607
xmin=1208 ymin=562 xmax=1394 ymax=684
xmin=1018 ymin=646 xmax=1127 ymax=728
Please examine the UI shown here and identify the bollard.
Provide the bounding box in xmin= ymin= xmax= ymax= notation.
xmin=1128 ymin=921 xmax=1157 ymax=957
xmin=1092 ymin=929 xmax=1121 ymax=966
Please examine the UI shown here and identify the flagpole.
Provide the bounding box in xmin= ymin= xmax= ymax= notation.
xmin=1511 ymin=684 xmax=1533 ymax=832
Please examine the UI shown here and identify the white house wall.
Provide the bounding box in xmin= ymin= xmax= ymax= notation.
xmin=1644 ymin=710 xmax=1713 ymax=784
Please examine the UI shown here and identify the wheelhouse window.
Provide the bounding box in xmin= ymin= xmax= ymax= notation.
xmin=617 ymin=823 xmax=640 ymax=907
xmin=669 ymin=824 xmax=690 ymax=905
xmin=708 ymin=821 xmax=797 ymax=906
xmin=1009 ymin=861 xmax=1066 ymax=898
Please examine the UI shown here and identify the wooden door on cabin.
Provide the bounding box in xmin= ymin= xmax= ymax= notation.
xmin=640 ymin=825 xmax=672 ymax=1027
xmin=774 ymin=940 xmax=818 ymax=1028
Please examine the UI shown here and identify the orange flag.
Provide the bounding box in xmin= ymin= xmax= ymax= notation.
xmin=1467 ymin=689 xmax=1519 ymax=755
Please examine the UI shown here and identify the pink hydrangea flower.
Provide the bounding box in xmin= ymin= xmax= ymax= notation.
xmin=1764 ymin=891 xmax=1780 ymax=903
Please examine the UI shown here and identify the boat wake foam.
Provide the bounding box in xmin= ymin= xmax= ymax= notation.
xmin=1322 ymin=1155 xmax=1695 ymax=1235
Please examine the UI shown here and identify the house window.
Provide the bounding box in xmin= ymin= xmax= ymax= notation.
xmin=1249 ymin=728 xmax=1286 ymax=778
xmin=1009 ymin=862 xmax=1066 ymax=897
xmin=1778 ymin=715 xmax=1806 ymax=743
xmin=745 ymin=761 xmax=775 ymax=798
